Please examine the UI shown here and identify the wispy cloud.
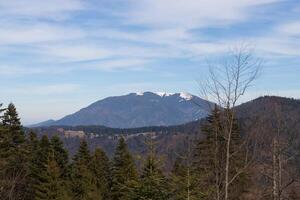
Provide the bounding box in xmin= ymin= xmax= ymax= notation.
xmin=126 ymin=0 xmax=280 ymax=28
xmin=3 ymin=84 xmax=80 ymax=96
xmin=0 ymin=0 xmax=86 ymax=20
xmin=277 ymin=21 xmax=300 ymax=36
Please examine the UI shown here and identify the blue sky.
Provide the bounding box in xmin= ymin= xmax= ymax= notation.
xmin=0 ymin=0 xmax=299 ymax=125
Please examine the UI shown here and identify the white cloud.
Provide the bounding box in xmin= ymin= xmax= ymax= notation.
xmin=0 ymin=24 xmax=85 ymax=45
xmin=0 ymin=0 xmax=297 ymax=76
xmin=0 ymin=0 xmax=86 ymax=20
xmin=40 ymin=44 xmax=113 ymax=62
xmin=4 ymin=84 xmax=80 ymax=96
xmin=88 ymin=58 xmax=150 ymax=71
xmin=277 ymin=21 xmax=300 ymax=36
xmin=0 ymin=65 xmax=44 ymax=76
xmin=127 ymin=0 xmax=280 ymax=28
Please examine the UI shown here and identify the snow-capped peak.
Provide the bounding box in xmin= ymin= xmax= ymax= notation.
xmin=155 ymin=92 xmax=175 ymax=97
xmin=134 ymin=91 xmax=193 ymax=100
xmin=179 ymin=92 xmax=193 ymax=100
xmin=135 ymin=92 xmax=144 ymax=96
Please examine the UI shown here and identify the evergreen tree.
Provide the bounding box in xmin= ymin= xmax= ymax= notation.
xmin=90 ymin=148 xmax=111 ymax=200
xmin=43 ymin=158 xmax=69 ymax=200
xmin=192 ymin=107 xmax=249 ymax=200
xmin=0 ymin=103 xmax=28 ymax=199
xmin=50 ymin=135 xmax=69 ymax=178
xmin=27 ymin=135 xmax=52 ymax=199
xmin=24 ymin=131 xmax=39 ymax=200
xmin=70 ymin=140 xmax=97 ymax=200
xmin=170 ymin=158 xmax=196 ymax=200
xmin=111 ymin=137 xmax=138 ymax=200
xmin=0 ymin=103 xmax=7 ymax=164
xmin=0 ymin=103 xmax=7 ymax=197
xmin=35 ymin=154 xmax=68 ymax=200
xmin=192 ymin=106 xmax=224 ymax=199
xmin=26 ymin=135 xmax=71 ymax=200
xmin=131 ymin=135 xmax=170 ymax=200
xmin=2 ymin=103 xmax=24 ymax=146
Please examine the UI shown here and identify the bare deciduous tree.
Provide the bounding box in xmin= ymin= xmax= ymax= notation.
xmin=200 ymin=45 xmax=261 ymax=200
xmin=259 ymin=102 xmax=300 ymax=200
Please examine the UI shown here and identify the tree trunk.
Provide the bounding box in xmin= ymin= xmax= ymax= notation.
xmin=273 ymin=138 xmax=280 ymax=200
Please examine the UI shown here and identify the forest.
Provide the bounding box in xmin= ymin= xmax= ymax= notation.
xmin=1 ymin=98 xmax=300 ymax=200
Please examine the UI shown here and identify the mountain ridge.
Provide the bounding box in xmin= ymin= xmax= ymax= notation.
xmin=31 ymin=91 xmax=213 ymax=128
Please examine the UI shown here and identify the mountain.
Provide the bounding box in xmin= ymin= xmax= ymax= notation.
xmin=30 ymin=119 xmax=55 ymax=128
xmin=29 ymin=96 xmax=300 ymax=169
xmin=33 ymin=92 xmax=213 ymax=128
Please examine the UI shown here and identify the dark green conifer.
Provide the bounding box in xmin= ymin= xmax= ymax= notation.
xmin=70 ymin=140 xmax=96 ymax=200
xmin=50 ymin=135 xmax=69 ymax=177
xmin=111 ymin=137 xmax=138 ymax=200
xmin=132 ymin=135 xmax=169 ymax=200
xmin=0 ymin=103 xmax=28 ymax=199
xmin=90 ymin=148 xmax=111 ymax=200
xmin=170 ymin=158 xmax=196 ymax=200
xmin=28 ymin=135 xmax=52 ymax=199
xmin=2 ymin=103 xmax=24 ymax=146
xmin=193 ymin=106 xmax=249 ymax=200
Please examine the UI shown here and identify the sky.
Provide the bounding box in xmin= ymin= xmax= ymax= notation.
xmin=0 ymin=0 xmax=300 ymax=125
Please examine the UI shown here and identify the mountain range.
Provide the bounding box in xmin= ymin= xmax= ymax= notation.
xmin=32 ymin=92 xmax=213 ymax=128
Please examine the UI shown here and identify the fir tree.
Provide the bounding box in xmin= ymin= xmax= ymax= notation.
xmin=192 ymin=107 xmax=249 ymax=200
xmin=132 ymin=135 xmax=170 ymax=200
xmin=27 ymin=135 xmax=70 ymax=200
xmin=170 ymin=158 xmax=196 ymax=200
xmin=70 ymin=140 xmax=97 ymax=200
xmin=90 ymin=148 xmax=111 ymax=200
xmin=111 ymin=137 xmax=138 ymax=200
xmin=192 ymin=106 xmax=224 ymax=199
xmin=50 ymin=135 xmax=69 ymax=178
xmin=35 ymin=153 xmax=69 ymax=200
xmin=28 ymin=135 xmax=52 ymax=199
xmin=2 ymin=103 xmax=24 ymax=146
xmin=0 ymin=103 xmax=28 ymax=199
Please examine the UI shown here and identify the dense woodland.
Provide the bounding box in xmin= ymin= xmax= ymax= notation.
xmin=1 ymin=98 xmax=300 ymax=200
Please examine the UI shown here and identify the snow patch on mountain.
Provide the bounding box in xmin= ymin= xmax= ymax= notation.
xmin=155 ymin=92 xmax=175 ymax=97
xmin=179 ymin=92 xmax=193 ymax=100
xmin=135 ymin=92 xmax=144 ymax=96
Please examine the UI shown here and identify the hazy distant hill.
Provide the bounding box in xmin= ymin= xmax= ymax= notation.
xmin=32 ymin=92 xmax=213 ymax=128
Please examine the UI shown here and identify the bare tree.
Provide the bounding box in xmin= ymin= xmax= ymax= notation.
xmin=259 ymin=102 xmax=300 ymax=200
xmin=200 ymin=45 xmax=261 ymax=200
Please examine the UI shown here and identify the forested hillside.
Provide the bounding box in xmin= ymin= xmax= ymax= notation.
xmin=1 ymin=96 xmax=300 ymax=199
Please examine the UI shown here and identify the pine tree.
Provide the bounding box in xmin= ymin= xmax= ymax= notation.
xmin=70 ymin=140 xmax=97 ymax=200
xmin=192 ymin=107 xmax=249 ymax=200
xmin=50 ymin=135 xmax=69 ymax=178
xmin=111 ymin=137 xmax=138 ymax=200
xmin=0 ymin=103 xmax=7 ymax=164
xmin=44 ymin=158 xmax=68 ymax=200
xmin=132 ymin=135 xmax=170 ymax=200
xmin=28 ymin=135 xmax=52 ymax=199
xmin=26 ymin=135 xmax=71 ymax=200
xmin=35 ymin=154 xmax=68 ymax=200
xmin=2 ymin=103 xmax=24 ymax=147
xmin=192 ymin=106 xmax=224 ymax=199
xmin=0 ymin=103 xmax=28 ymax=199
xmin=0 ymin=103 xmax=7 ymax=197
xmin=24 ymin=131 xmax=39 ymax=200
xmin=170 ymin=157 xmax=197 ymax=200
xmin=90 ymin=148 xmax=111 ymax=200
